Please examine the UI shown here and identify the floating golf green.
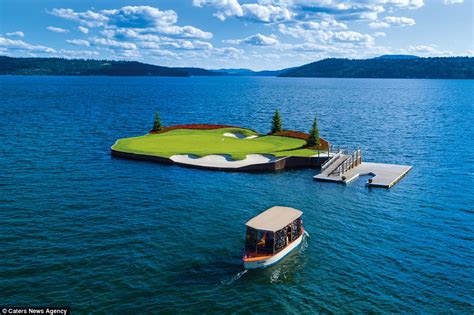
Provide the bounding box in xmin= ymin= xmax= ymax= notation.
xmin=112 ymin=127 xmax=318 ymax=161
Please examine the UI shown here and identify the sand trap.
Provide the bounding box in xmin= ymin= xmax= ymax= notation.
xmin=223 ymin=132 xmax=258 ymax=139
xmin=170 ymin=154 xmax=278 ymax=169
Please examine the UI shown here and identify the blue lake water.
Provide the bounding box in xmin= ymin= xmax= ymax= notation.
xmin=0 ymin=76 xmax=473 ymax=313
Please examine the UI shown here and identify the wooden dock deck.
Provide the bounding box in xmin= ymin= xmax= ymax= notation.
xmin=314 ymin=162 xmax=412 ymax=188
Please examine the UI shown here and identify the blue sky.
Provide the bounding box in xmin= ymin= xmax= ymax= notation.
xmin=0 ymin=0 xmax=472 ymax=70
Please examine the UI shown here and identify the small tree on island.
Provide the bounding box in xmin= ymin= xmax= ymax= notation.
xmin=271 ymin=110 xmax=282 ymax=134
xmin=307 ymin=116 xmax=320 ymax=147
xmin=152 ymin=111 xmax=163 ymax=132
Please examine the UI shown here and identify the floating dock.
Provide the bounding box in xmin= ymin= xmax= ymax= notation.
xmin=313 ymin=149 xmax=412 ymax=188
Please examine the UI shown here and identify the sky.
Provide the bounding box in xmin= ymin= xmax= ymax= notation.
xmin=0 ymin=0 xmax=473 ymax=70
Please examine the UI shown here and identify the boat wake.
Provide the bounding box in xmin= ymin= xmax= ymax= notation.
xmin=220 ymin=269 xmax=248 ymax=286
xmin=270 ymin=267 xmax=282 ymax=283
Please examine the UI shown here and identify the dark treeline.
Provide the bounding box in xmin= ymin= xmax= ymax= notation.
xmin=278 ymin=57 xmax=474 ymax=79
xmin=1 ymin=55 xmax=473 ymax=79
xmin=0 ymin=56 xmax=189 ymax=77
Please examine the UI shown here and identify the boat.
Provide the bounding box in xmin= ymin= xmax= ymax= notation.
xmin=242 ymin=206 xmax=307 ymax=269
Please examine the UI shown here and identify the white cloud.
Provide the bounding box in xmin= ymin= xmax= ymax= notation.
xmin=376 ymin=0 xmax=424 ymax=9
xmin=279 ymin=23 xmax=374 ymax=47
xmin=6 ymin=31 xmax=24 ymax=38
xmin=152 ymin=25 xmax=213 ymax=39
xmin=90 ymin=37 xmax=137 ymax=50
xmin=48 ymin=8 xmax=108 ymax=27
xmin=193 ymin=0 xmax=425 ymax=24
xmin=66 ymin=39 xmax=90 ymax=47
xmin=100 ymin=28 xmax=160 ymax=42
xmin=104 ymin=47 xmax=142 ymax=59
xmin=102 ymin=6 xmax=177 ymax=28
xmin=369 ymin=16 xmax=415 ymax=28
xmin=160 ymin=39 xmax=214 ymax=50
xmin=406 ymin=44 xmax=451 ymax=55
xmin=241 ymin=3 xmax=293 ymax=22
xmin=368 ymin=21 xmax=390 ymax=28
xmin=49 ymin=6 xmax=212 ymax=39
xmin=0 ymin=37 xmax=56 ymax=53
xmin=292 ymin=0 xmax=424 ymax=11
xmin=47 ymin=5 xmax=215 ymax=60
xmin=224 ymin=33 xmax=280 ymax=46
xmin=148 ymin=49 xmax=178 ymax=58
xmin=193 ymin=0 xmax=243 ymax=21
xmin=137 ymin=42 xmax=161 ymax=50
xmin=78 ymin=26 xmax=89 ymax=34
xmin=291 ymin=1 xmax=384 ymax=21
xmin=215 ymin=46 xmax=244 ymax=58
xmin=11 ymin=1 xmax=458 ymax=67
xmin=282 ymin=20 xmax=347 ymax=32
xmin=98 ymin=28 xmax=214 ymax=54
xmin=361 ymin=44 xmax=453 ymax=58
xmin=47 ymin=26 xmax=70 ymax=33
xmin=192 ymin=1 xmax=298 ymax=23
xmin=443 ymin=0 xmax=463 ymax=4
xmin=285 ymin=42 xmax=333 ymax=52
xmin=319 ymin=19 xmax=348 ymax=30
xmin=332 ymin=31 xmax=374 ymax=45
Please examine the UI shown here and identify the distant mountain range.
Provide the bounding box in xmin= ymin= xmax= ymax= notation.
xmin=211 ymin=68 xmax=292 ymax=76
xmin=1 ymin=55 xmax=473 ymax=79
xmin=175 ymin=67 xmax=291 ymax=76
xmin=174 ymin=67 xmax=225 ymax=76
xmin=373 ymin=54 xmax=420 ymax=60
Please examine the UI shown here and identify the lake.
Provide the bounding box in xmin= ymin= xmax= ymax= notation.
xmin=0 ymin=76 xmax=473 ymax=313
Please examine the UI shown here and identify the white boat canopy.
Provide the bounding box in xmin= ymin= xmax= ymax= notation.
xmin=245 ymin=206 xmax=303 ymax=232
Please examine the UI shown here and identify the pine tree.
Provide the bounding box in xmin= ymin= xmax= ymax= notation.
xmin=271 ymin=110 xmax=282 ymax=133
xmin=307 ymin=117 xmax=320 ymax=147
xmin=152 ymin=111 xmax=163 ymax=131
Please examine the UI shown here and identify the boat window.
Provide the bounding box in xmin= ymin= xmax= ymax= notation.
xmin=274 ymin=228 xmax=287 ymax=253
xmin=256 ymin=230 xmax=274 ymax=254
xmin=295 ymin=218 xmax=302 ymax=238
xmin=246 ymin=228 xmax=275 ymax=254
xmin=245 ymin=227 xmax=258 ymax=251
xmin=273 ymin=217 xmax=302 ymax=253
xmin=289 ymin=218 xmax=302 ymax=240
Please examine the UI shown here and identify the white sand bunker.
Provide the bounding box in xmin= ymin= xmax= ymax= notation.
xmin=170 ymin=154 xmax=278 ymax=169
xmin=223 ymin=132 xmax=258 ymax=139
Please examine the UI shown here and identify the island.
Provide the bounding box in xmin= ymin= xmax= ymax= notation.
xmin=111 ymin=112 xmax=412 ymax=187
xmin=111 ymin=124 xmax=330 ymax=172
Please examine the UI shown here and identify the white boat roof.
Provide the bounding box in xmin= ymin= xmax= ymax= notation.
xmin=245 ymin=206 xmax=303 ymax=232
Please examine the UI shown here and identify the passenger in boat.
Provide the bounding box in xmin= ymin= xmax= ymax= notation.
xmin=257 ymin=232 xmax=267 ymax=247
xmin=286 ymin=225 xmax=292 ymax=244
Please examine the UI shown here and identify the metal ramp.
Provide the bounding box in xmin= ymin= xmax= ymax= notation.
xmin=318 ymin=148 xmax=362 ymax=177
xmin=314 ymin=147 xmax=412 ymax=188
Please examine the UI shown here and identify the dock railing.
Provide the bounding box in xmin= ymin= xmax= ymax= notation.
xmin=334 ymin=148 xmax=362 ymax=175
xmin=321 ymin=147 xmax=343 ymax=173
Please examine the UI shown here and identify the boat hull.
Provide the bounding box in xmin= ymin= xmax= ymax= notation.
xmin=243 ymin=232 xmax=305 ymax=269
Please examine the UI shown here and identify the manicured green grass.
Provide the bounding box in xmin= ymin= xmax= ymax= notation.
xmin=112 ymin=128 xmax=318 ymax=160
